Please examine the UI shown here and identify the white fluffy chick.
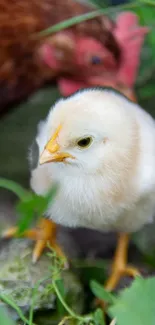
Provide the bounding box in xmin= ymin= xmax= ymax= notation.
xmin=31 ymin=87 xmax=155 ymax=291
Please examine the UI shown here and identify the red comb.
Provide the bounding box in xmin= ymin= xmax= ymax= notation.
xmin=114 ymin=12 xmax=149 ymax=86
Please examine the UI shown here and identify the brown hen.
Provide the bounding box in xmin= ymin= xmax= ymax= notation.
xmin=0 ymin=0 xmax=119 ymax=114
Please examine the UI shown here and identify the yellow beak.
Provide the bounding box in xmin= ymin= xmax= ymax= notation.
xmin=39 ymin=147 xmax=74 ymax=165
xmin=39 ymin=125 xmax=74 ymax=165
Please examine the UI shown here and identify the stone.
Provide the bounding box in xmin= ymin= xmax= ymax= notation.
xmin=0 ymin=238 xmax=84 ymax=324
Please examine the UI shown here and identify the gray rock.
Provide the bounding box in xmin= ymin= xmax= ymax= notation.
xmin=0 ymin=238 xmax=84 ymax=324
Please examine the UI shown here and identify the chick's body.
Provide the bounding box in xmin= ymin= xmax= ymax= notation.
xmin=30 ymin=88 xmax=155 ymax=235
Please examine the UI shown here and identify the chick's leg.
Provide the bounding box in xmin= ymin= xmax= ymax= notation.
xmin=96 ymin=233 xmax=140 ymax=308
xmin=105 ymin=233 xmax=140 ymax=291
xmin=2 ymin=218 xmax=66 ymax=263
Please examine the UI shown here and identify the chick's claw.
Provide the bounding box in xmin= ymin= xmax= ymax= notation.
xmin=104 ymin=263 xmax=140 ymax=293
xmin=32 ymin=238 xmax=48 ymax=264
xmin=96 ymin=265 xmax=140 ymax=310
xmin=2 ymin=218 xmax=67 ymax=264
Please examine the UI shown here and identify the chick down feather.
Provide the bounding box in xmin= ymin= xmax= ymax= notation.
xmin=29 ymin=88 xmax=155 ymax=233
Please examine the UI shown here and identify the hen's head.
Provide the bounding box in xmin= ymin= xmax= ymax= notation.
xmin=38 ymin=12 xmax=149 ymax=97
xmin=38 ymin=31 xmax=117 ymax=75
xmin=73 ymin=37 xmax=118 ymax=74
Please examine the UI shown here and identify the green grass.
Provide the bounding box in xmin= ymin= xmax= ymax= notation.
xmin=37 ymin=0 xmax=155 ymax=37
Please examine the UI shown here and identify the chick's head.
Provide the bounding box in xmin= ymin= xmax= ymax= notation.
xmin=40 ymin=88 xmax=138 ymax=177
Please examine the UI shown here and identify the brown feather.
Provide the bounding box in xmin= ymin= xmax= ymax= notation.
xmin=0 ymin=0 xmax=120 ymax=114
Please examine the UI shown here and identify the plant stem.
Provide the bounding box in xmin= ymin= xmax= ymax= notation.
xmin=58 ymin=316 xmax=73 ymax=325
xmin=29 ymin=293 xmax=36 ymax=325
xmin=0 ymin=294 xmax=35 ymax=325
xmin=52 ymin=280 xmax=84 ymax=322
xmin=29 ymin=276 xmax=50 ymax=325
xmin=0 ymin=178 xmax=28 ymax=200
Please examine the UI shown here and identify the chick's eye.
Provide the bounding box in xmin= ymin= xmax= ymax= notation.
xmin=77 ymin=137 xmax=93 ymax=148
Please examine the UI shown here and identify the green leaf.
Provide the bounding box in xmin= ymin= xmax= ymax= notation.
xmin=16 ymin=185 xmax=58 ymax=234
xmin=109 ymin=276 xmax=155 ymax=325
xmin=16 ymin=193 xmax=38 ymax=234
xmin=94 ymin=308 xmax=106 ymax=325
xmin=0 ymin=178 xmax=28 ymax=199
xmin=90 ymin=280 xmax=115 ymax=304
xmin=0 ymin=307 xmax=16 ymax=325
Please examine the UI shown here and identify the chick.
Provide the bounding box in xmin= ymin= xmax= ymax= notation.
xmin=4 ymin=87 xmax=155 ymax=294
xmin=2 ymin=86 xmax=136 ymax=266
xmin=37 ymin=87 xmax=155 ymax=292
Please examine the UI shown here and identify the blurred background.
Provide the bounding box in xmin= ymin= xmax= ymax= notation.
xmin=0 ymin=0 xmax=155 ymax=274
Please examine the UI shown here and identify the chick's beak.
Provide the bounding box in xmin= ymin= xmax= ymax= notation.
xmin=39 ymin=131 xmax=74 ymax=165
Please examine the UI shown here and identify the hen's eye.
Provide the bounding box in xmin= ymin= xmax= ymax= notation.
xmin=91 ymin=56 xmax=102 ymax=65
xmin=77 ymin=137 xmax=93 ymax=148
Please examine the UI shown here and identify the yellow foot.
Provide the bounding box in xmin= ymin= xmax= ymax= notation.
xmin=96 ymin=233 xmax=140 ymax=309
xmin=2 ymin=218 xmax=67 ymax=264
xmin=104 ymin=264 xmax=140 ymax=292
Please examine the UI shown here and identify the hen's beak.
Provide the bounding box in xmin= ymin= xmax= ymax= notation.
xmin=39 ymin=126 xmax=74 ymax=165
